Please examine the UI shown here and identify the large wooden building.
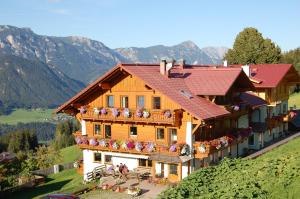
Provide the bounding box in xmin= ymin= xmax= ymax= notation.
xmin=56 ymin=60 xmax=299 ymax=182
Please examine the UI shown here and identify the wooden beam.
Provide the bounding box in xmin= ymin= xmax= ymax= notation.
xmin=192 ymin=122 xmax=201 ymax=134
xmin=99 ymin=82 xmax=111 ymax=89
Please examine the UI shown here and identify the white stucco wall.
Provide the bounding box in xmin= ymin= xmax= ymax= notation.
xmin=81 ymin=120 xmax=86 ymax=135
xmin=83 ymin=149 xmax=102 ymax=180
xmin=182 ymin=162 xmax=189 ymax=178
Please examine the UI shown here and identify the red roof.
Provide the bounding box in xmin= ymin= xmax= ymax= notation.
xmin=56 ymin=63 xmax=254 ymax=120
xmin=231 ymin=64 xmax=300 ymax=88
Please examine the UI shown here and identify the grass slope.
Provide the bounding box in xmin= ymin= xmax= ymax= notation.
xmin=289 ymin=92 xmax=300 ymax=109
xmin=60 ymin=145 xmax=82 ymax=164
xmin=0 ymin=109 xmax=54 ymax=125
xmin=160 ymin=137 xmax=300 ymax=199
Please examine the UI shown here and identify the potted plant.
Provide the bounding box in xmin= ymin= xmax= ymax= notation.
xmin=198 ymin=144 xmax=206 ymax=153
xmin=169 ymin=144 xmax=177 ymax=152
xmin=112 ymin=141 xmax=119 ymax=149
xmin=122 ymin=108 xmax=130 ymax=118
xmin=121 ymin=141 xmax=128 ymax=149
xmin=164 ymin=110 xmax=172 ymax=118
xmin=82 ymin=136 xmax=89 ymax=145
xmin=99 ymin=139 xmax=108 ymax=147
xmin=146 ymin=142 xmax=155 ymax=152
xmin=127 ymin=140 xmax=135 ymax=150
xmin=111 ymin=108 xmax=119 ymax=117
xmin=100 ymin=107 xmax=107 ymax=115
xmin=75 ymin=136 xmax=82 ymax=144
xmin=136 ymin=109 xmax=143 ymax=117
xmin=94 ymin=107 xmax=101 ymax=115
xmin=80 ymin=106 xmax=87 ymax=114
xmin=89 ymin=138 xmax=98 ymax=146
xmin=135 ymin=142 xmax=143 ymax=152
xmin=127 ymin=186 xmax=142 ymax=196
xmin=143 ymin=110 xmax=150 ymax=118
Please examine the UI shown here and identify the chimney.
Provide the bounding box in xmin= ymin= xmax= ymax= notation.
xmin=241 ymin=64 xmax=250 ymax=77
xmin=160 ymin=59 xmax=167 ymax=75
xmin=223 ymin=60 xmax=228 ymax=67
xmin=178 ymin=59 xmax=186 ymax=69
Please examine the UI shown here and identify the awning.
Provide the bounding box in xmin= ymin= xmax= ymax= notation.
xmin=149 ymin=154 xmax=193 ymax=164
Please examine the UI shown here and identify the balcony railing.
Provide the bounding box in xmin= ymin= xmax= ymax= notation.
xmin=73 ymin=133 xmax=185 ymax=157
xmin=80 ymin=107 xmax=179 ymax=126
xmin=193 ymin=128 xmax=251 ymax=159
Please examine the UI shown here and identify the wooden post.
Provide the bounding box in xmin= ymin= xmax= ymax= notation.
xmin=178 ymin=163 xmax=182 ymax=181
xmin=151 ymin=160 xmax=156 ymax=178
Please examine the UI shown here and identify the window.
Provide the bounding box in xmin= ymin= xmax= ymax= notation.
xmin=105 ymin=155 xmax=112 ymax=163
xmin=130 ymin=126 xmax=137 ymax=137
xmin=138 ymin=159 xmax=152 ymax=167
xmin=153 ymin=97 xmax=161 ymax=109
xmin=248 ymin=134 xmax=254 ymax=145
xmin=107 ymin=95 xmax=114 ymax=108
xmin=104 ymin=125 xmax=111 ymax=138
xmin=94 ymin=152 xmax=102 ymax=162
xmin=94 ymin=124 xmax=101 ymax=136
xmin=169 ymin=129 xmax=177 ymax=142
xmin=156 ymin=128 xmax=165 ymax=140
xmin=169 ymin=164 xmax=178 ymax=175
xmin=121 ymin=96 xmax=129 ymax=108
xmin=137 ymin=96 xmax=145 ymax=108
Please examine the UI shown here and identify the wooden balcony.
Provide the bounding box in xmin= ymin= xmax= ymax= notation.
xmin=80 ymin=107 xmax=181 ymax=126
xmin=74 ymin=134 xmax=184 ymax=157
xmin=193 ymin=136 xmax=234 ymax=159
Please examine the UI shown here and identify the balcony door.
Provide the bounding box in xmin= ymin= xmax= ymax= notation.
xmin=121 ymin=96 xmax=129 ymax=108
xmin=168 ymin=128 xmax=177 ymax=144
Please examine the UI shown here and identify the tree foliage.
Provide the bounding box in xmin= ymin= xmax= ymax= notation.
xmin=224 ymin=27 xmax=281 ymax=64
xmin=6 ymin=130 xmax=38 ymax=153
xmin=53 ymin=119 xmax=79 ymax=150
xmin=281 ymin=47 xmax=300 ymax=74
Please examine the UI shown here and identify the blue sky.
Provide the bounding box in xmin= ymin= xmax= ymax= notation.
xmin=0 ymin=0 xmax=299 ymax=51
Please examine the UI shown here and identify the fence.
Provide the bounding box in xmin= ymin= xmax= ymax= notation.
xmin=32 ymin=162 xmax=74 ymax=176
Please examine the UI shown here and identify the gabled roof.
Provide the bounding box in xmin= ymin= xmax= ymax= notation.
xmin=231 ymin=64 xmax=300 ymax=88
xmin=240 ymin=92 xmax=267 ymax=108
xmin=56 ymin=63 xmax=254 ymax=120
xmin=171 ymin=67 xmax=253 ymax=95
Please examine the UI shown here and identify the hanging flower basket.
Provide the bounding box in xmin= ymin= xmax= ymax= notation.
xmin=75 ymin=136 xmax=82 ymax=145
xmin=94 ymin=107 xmax=101 ymax=115
xmin=127 ymin=141 xmax=135 ymax=150
xmin=99 ymin=139 xmax=108 ymax=147
xmin=101 ymin=107 xmax=107 ymax=115
xmin=121 ymin=141 xmax=128 ymax=149
xmin=143 ymin=110 xmax=150 ymax=118
xmin=220 ymin=138 xmax=228 ymax=147
xmin=233 ymin=105 xmax=240 ymax=111
xmin=180 ymin=144 xmax=190 ymax=156
xmin=112 ymin=142 xmax=119 ymax=149
xmin=169 ymin=144 xmax=177 ymax=152
xmin=89 ymin=138 xmax=98 ymax=146
xmin=164 ymin=110 xmax=172 ymax=118
xmin=146 ymin=142 xmax=155 ymax=152
xmin=136 ymin=109 xmax=143 ymax=117
xmin=111 ymin=108 xmax=119 ymax=117
xmin=80 ymin=106 xmax=87 ymax=114
xmin=123 ymin=108 xmax=131 ymax=118
xmin=198 ymin=144 xmax=206 ymax=153
xmin=135 ymin=142 xmax=143 ymax=152
xmin=82 ymin=136 xmax=89 ymax=145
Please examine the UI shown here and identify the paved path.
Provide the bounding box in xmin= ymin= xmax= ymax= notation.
xmin=246 ymin=131 xmax=300 ymax=159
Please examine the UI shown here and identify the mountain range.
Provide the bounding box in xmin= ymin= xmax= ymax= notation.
xmin=0 ymin=25 xmax=228 ymax=110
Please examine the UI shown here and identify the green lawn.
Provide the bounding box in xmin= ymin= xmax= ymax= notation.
xmin=289 ymin=92 xmax=300 ymax=109
xmin=160 ymin=137 xmax=300 ymax=199
xmin=60 ymin=145 xmax=82 ymax=164
xmin=0 ymin=108 xmax=55 ymax=125
xmin=8 ymin=169 xmax=88 ymax=199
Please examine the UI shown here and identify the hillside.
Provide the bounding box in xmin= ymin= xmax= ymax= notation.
xmin=160 ymin=137 xmax=300 ymax=199
xmin=0 ymin=54 xmax=84 ymax=108
xmin=115 ymin=41 xmax=227 ymax=64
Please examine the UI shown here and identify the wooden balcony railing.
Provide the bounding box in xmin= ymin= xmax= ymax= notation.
xmin=80 ymin=107 xmax=180 ymax=126
xmin=73 ymin=134 xmax=184 ymax=157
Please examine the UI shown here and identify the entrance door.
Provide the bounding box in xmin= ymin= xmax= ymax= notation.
xmin=168 ymin=164 xmax=179 ymax=182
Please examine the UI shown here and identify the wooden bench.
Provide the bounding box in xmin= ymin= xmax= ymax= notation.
xmin=93 ymin=165 xmax=106 ymax=179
